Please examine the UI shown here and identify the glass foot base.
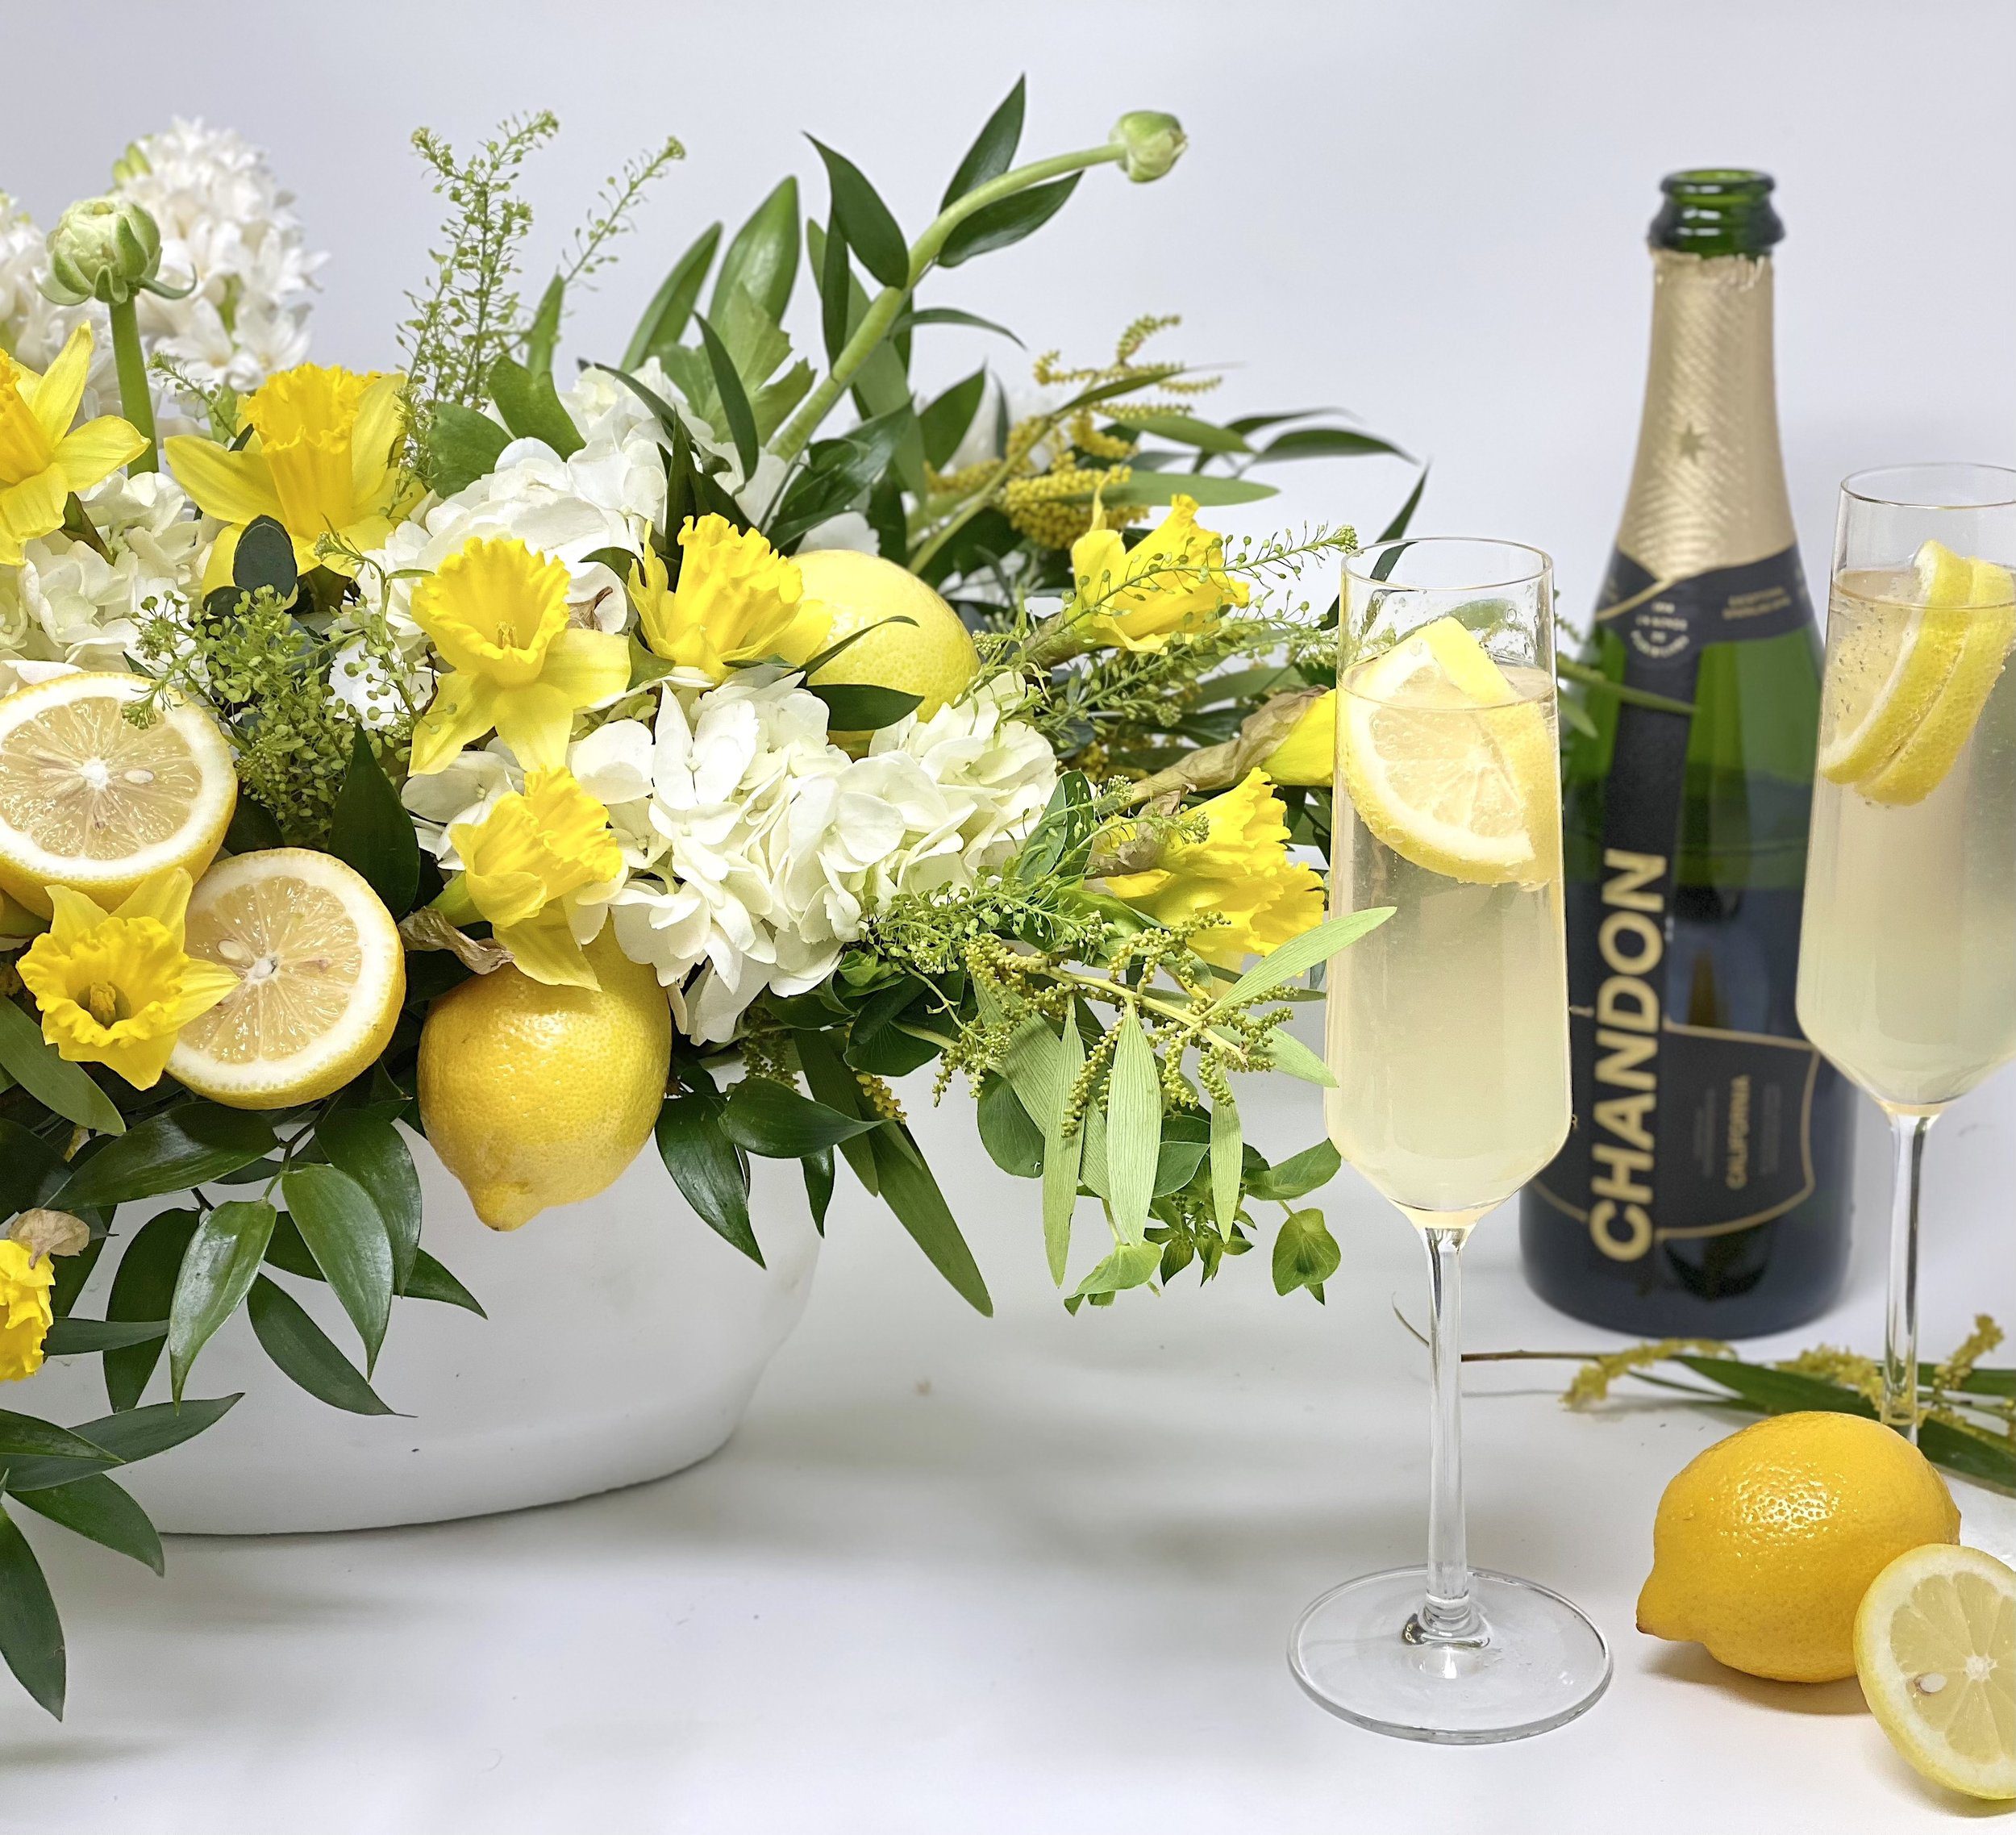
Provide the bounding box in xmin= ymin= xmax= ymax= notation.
xmin=1289 ymin=1566 xmax=1611 ymax=1744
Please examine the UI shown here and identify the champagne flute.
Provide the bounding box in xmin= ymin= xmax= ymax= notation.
xmin=1796 ymin=465 xmax=2016 ymax=1437
xmin=1293 ymin=537 xmax=1610 ymax=1742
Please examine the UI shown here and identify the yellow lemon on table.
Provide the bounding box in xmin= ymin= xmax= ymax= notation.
xmin=1855 ymin=1543 xmax=2014 ymax=1800
xmin=170 ymin=849 xmax=405 ymax=1109
xmin=788 ymin=548 xmax=977 ymax=748
xmin=417 ymin=931 xmax=671 ymax=1230
xmin=1637 ymin=1411 xmax=1960 ymax=1683
xmin=0 ymin=670 xmax=235 ymax=917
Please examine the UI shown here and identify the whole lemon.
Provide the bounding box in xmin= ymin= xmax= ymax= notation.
xmin=418 ymin=932 xmax=672 ymax=1231
xmin=1637 ymin=1411 xmax=1960 ymax=1683
xmin=789 ymin=548 xmax=977 ymax=747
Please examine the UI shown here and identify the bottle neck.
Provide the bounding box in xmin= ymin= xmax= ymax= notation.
xmin=1615 ymin=249 xmax=1795 ymax=582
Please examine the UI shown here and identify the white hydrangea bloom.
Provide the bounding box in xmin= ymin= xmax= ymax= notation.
xmin=0 ymin=194 xmax=81 ymax=371
xmin=0 ymin=471 xmax=209 ymax=690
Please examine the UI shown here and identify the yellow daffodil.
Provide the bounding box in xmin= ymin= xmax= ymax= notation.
xmin=0 ymin=1242 xmax=53 ymax=1383
xmin=1259 ymin=689 xmax=1335 ymax=786
xmin=409 ymin=536 xmax=631 ymax=777
xmin=1068 ymin=492 xmax=1249 ymax=653
xmin=438 ymin=768 xmax=625 ymax=989
xmin=16 ymin=868 xmax=240 ymax=1088
xmin=0 ymin=324 xmax=147 ymax=565
xmin=630 ymin=515 xmax=831 ymax=681
xmin=165 ymin=363 xmax=412 ymax=584
xmin=1102 ymin=769 xmax=1324 ymax=968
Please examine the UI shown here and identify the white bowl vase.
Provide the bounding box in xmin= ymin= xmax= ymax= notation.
xmin=22 ymin=1134 xmax=820 ymax=1534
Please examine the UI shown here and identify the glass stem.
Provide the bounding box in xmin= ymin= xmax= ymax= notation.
xmin=1881 ymin=1111 xmax=1934 ymax=1440
xmin=1414 ymin=1226 xmax=1483 ymax=1643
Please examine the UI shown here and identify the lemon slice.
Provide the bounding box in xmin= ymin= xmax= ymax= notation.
xmin=0 ymin=671 xmax=236 ymax=918
xmin=1819 ymin=540 xmax=2016 ymax=804
xmin=169 ymin=849 xmax=405 ymax=1110
xmin=1337 ymin=615 xmax=1557 ymax=886
xmin=1855 ymin=1543 xmax=2014 ymax=1801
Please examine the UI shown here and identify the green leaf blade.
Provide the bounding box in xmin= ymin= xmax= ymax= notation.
xmin=655 ymin=1088 xmax=761 ymax=1266
xmin=280 ymin=1165 xmax=394 ymax=1371
xmin=56 ymin=1107 xmax=274 ymax=1212
xmin=247 ymin=1275 xmax=394 ymax=1416
xmin=0 ymin=998 xmax=125 ymax=1136
xmin=711 ymin=178 xmax=800 ymax=325
xmin=939 ymin=174 xmax=1081 ymax=269
xmin=809 ymin=140 xmax=909 ymax=290
xmin=315 ymin=1111 xmax=422 ymax=1296
xmin=1214 ymin=910 xmax=1395 ymax=1011
xmin=13 ymin=1474 xmax=162 ymax=1574
xmin=327 ymin=731 xmax=422 ymax=917
xmin=1104 ymin=1014 xmax=1161 ymax=1245
xmin=943 ymin=76 xmax=1025 ymax=206
xmin=693 ymin=311 xmax=760 ymax=482
xmin=0 ymin=1504 xmax=64 ymax=1717
xmin=623 ymin=221 xmax=721 ymax=369
xmin=719 ymin=1078 xmax=881 ymax=1157
xmin=166 ymin=1199 xmax=276 ymax=1403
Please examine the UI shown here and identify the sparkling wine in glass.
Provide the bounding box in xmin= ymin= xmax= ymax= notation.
xmin=1293 ymin=536 xmax=1610 ymax=1743
xmin=1797 ymin=465 xmax=2016 ymax=1436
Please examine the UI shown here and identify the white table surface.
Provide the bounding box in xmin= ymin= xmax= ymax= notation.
xmin=6 ymin=1067 xmax=2011 ymax=1835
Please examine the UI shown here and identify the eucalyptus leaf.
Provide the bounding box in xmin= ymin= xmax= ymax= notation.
xmin=248 ymin=1276 xmax=394 ymax=1416
xmin=1272 ymin=1207 xmax=1340 ymax=1299
xmin=0 ymin=999 xmax=125 ymax=1136
xmin=231 ymin=515 xmax=297 ymax=600
xmin=281 ymin=1165 xmax=394 ymax=1371
xmin=166 ymin=1199 xmax=276 ymax=1402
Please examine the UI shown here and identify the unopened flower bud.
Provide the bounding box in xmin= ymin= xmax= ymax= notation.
xmin=40 ymin=196 xmax=165 ymax=306
xmin=1110 ymin=111 xmax=1188 ymax=183
xmin=110 ymin=141 xmax=154 ymax=187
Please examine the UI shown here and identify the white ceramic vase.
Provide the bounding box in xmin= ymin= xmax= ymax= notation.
xmin=23 ymin=1136 xmax=821 ymax=1534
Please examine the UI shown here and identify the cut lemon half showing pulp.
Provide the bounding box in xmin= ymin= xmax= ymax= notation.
xmin=1855 ymin=1542 xmax=2014 ymax=1801
xmin=1337 ymin=615 xmax=1557 ymax=886
xmin=0 ymin=671 xmax=236 ymax=917
xmin=1818 ymin=540 xmax=2016 ymax=806
xmin=169 ymin=849 xmax=405 ymax=1110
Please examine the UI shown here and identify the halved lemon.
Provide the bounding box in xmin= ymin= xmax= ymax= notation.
xmin=1855 ymin=1542 xmax=2014 ymax=1801
xmin=0 ymin=671 xmax=236 ymax=917
xmin=169 ymin=849 xmax=405 ymax=1110
xmin=1337 ymin=615 xmax=1557 ymax=886
xmin=1819 ymin=540 xmax=2016 ymax=805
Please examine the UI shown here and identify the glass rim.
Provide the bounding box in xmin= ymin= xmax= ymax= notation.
xmin=1840 ymin=463 xmax=2016 ymax=511
xmin=1343 ymin=536 xmax=1553 ymax=591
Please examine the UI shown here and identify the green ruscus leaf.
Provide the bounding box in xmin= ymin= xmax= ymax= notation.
xmin=0 ymin=1503 xmax=64 ymax=1716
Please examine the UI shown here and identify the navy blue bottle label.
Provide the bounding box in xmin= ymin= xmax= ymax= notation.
xmin=1530 ymin=545 xmax=1829 ymax=1262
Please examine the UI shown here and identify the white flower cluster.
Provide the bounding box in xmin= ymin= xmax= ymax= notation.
xmin=0 ymin=120 xmax=321 ymax=426
xmin=0 ymin=471 xmax=208 ymax=693
xmin=407 ymin=674 xmax=1057 ymax=1044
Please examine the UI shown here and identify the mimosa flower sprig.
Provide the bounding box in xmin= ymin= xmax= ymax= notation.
xmin=1469 ymin=1316 xmax=2016 ymax=1494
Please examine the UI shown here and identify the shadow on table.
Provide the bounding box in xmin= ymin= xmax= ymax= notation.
xmin=1642 ymin=1642 xmax=1867 ymax=1716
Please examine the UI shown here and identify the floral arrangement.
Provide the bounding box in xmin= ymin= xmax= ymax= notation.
xmin=0 ymin=94 xmax=1412 ymax=1716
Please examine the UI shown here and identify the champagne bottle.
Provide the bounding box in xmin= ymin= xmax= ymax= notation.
xmin=1519 ymin=169 xmax=1856 ymax=1335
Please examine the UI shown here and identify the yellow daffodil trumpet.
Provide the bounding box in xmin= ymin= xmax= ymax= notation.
xmin=15 ymin=868 xmax=240 ymax=1089
xmin=409 ymin=536 xmax=631 ymax=776
xmin=1064 ymin=492 xmax=1249 ymax=656
xmin=165 ymin=362 xmax=414 ymax=585
xmin=0 ymin=325 xmax=147 ymax=565
xmin=630 ymin=515 xmax=831 ymax=681
xmin=435 ymin=767 xmax=625 ymax=989
xmin=1101 ymin=769 xmax=1324 ymax=968
xmin=0 ymin=1242 xmax=54 ymax=1383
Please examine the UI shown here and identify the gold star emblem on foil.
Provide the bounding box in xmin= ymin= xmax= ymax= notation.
xmin=1677 ymin=423 xmax=1706 ymax=461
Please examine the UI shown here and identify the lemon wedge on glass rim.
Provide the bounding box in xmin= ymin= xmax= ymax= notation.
xmin=169 ymin=849 xmax=405 ymax=1110
xmin=0 ymin=670 xmax=236 ymax=917
xmin=1818 ymin=539 xmax=2016 ymax=806
xmin=1336 ymin=614 xmax=1557 ymax=886
xmin=1854 ymin=1542 xmax=2015 ymax=1802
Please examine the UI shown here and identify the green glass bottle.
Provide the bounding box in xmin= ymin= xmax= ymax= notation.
xmin=1519 ymin=171 xmax=1856 ymax=1335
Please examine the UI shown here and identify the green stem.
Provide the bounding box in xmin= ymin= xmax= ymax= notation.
xmin=107 ymin=294 xmax=156 ymax=473
xmin=773 ymin=144 xmax=1127 ymax=463
xmin=1556 ymin=656 xmax=1693 ymax=716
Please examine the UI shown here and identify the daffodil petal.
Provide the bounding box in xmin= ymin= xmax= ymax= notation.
xmin=410 ymin=674 xmax=500 ymax=776
xmin=41 ymin=884 xmax=110 ymax=946
xmin=457 ymin=861 xmax=549 ymax=929
xmin=0 ymin=467 xmax=69 ymax=548
xmin=165 ymin=435 xmax=285 ymax=527
xmin=101 ymin=1032 xmax=177 ymax=1090
xmin=348 ymin=373 xmax=405 ymax=505
xmin=112 ymin=868 xmax=195 ymax=935
xmin=497 ymin=910 xmax=601 ymax=990
xmin=55 ymin=417 xmax=149 ymax=497
xmin=491 ymin=682 xmax=581 ymax=772
xmin=539 ymin=628 xmax=632 ymax=706
xmin=24 ymin=323 xmax=90 ymax=444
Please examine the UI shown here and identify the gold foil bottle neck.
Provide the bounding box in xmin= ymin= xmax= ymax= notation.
xmin=1613 ymin=249 xmax=1795 ymax=583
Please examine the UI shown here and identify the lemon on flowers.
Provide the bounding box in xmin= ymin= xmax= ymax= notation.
xmin=169 ymin=850 xmax=405 ymax=1109
xmin=1636 ymin=1411 xmax=1960 ymax=1683
xmin=1855 ymin=1543 xmax=2014 ymax=1801
xmin=788 ymin=549 xmax=977 ymax=744
xmin=1818 ymin=539 xmax=2016 ymax=805
xmin=0 ymin=671 xmax=235 ymax=918
xmin=418 ymin=932 xmax=670 ymax=1231
xmin=1336 ymin=615 xmax=1556 ymax=886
